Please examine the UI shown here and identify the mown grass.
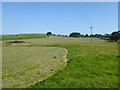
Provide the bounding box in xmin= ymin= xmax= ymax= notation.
xmin=30 ymin=43 xmax=118 ymax=88
xmin=2 ymin=47 xmax=68 ymax=88
xmin=2 ymin=34 xmax=48 ymax=40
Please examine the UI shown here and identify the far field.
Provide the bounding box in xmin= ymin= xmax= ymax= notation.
xmin=2 ymin=34 xmax=48 ymax=41
xmin=2 ymin=35 xmax=118 ymax=88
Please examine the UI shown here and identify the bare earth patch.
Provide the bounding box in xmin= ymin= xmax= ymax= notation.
xmin=4 ymin=40 xmax=30 ymax=46
xmin=2 ymin=47 xmax=68 ymax=88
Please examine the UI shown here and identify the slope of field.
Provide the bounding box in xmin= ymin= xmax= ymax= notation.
xmin=26 ymin=36 xmax=109 ymax=45
xmin=2 ymin=34 xmax=48 ymax=40
xmin=2 ymin=47 xmax=68 ymax=88
xmin=26 ymin=36 xmax=118 ymax=88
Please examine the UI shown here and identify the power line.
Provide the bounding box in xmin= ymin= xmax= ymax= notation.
xmin=79 ymin=3 xmax=90 ymax=26
xmin=78 ymin=2 xmax=93 ymax=27
xmin=73 ymin=2 xmax=94 ymax=36
xmin=73 ymin=3 xmax=88 ymax=26
xmin=80 ymin=3 xmax=93 ymax=26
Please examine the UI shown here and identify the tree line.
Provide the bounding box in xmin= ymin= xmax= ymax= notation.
xmin=46 ymin=31 xmax=120 ymax=42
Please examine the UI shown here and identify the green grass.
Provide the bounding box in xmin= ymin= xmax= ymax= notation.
xmin=3 ymin=36 xmax=118 ymax=88
xmin=29 ymin=40 xmax=118 ymax=88
xmin=2 ymin=47 xmax=68 ymax=88
xmin=2 ymin=34 xmax=48 ymax=40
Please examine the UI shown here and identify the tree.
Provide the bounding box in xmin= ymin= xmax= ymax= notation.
xmin=81 ymin=34 xmax=84 ymax=37
xmin=69 ymin=32 xmax=81 ymax=38
xmin=102 ymin=33 xmax=111 ymax=40
xmin=46 ymin=32 xmax=52 ymax=35
xmin=90 ymin=34 xmax=94 ymax=37
xmin=109 ymin=31 xmax=120 ymax=41
xmin=94 ymin=34 xmax=102 ymax=38
xmin=84 ymin=34 xmax=89 ymax=37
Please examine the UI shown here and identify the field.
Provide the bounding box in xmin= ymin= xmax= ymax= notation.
xmin=2 ymin=34 xmax=48 ymax=41
xmin=2 ymin=35 xmax=118 ymax=88
xmin=2 ymin=47 xmax=68 ymax=88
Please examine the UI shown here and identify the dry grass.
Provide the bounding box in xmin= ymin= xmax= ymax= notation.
xmin=26 ymin=36 xmax=109 ymax=45
xmin=2 ymin=47 xmax=68 ymax=88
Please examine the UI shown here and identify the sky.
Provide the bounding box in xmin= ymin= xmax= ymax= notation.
xmin=2 ymin=2 xmax=118 ymax=35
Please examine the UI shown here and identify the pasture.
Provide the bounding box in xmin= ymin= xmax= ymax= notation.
xmin=2 ymin=35 xmax=118 ymax=88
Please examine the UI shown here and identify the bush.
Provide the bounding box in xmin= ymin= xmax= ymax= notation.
xmin=69 ymin=32 xmax=81 ymax=38
xmin=109 ymin=31 xmax=120 ymax=42
xmin=47 ymin=32 xmax=52 ymax=35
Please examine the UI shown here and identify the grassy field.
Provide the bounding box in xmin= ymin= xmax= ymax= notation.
xmin=2 ymin=47 xmax=68 ymax=88
xmin=2 ymin=36 xmax=118 ymax=88
xmin=26 ymin=36 xmax=108 ymax=45
xmin=2 ymin=34 xmax=48 ymax=40
xmin=31 ymin=44 xmax=118 ymax=88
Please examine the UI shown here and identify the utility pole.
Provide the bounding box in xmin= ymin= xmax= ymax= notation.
xmin=89 ymin=27 xmax=93 ymax=44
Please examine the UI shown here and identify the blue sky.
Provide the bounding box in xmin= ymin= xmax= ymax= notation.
xmin=2 ymin=2 xmax=118 ymax=35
